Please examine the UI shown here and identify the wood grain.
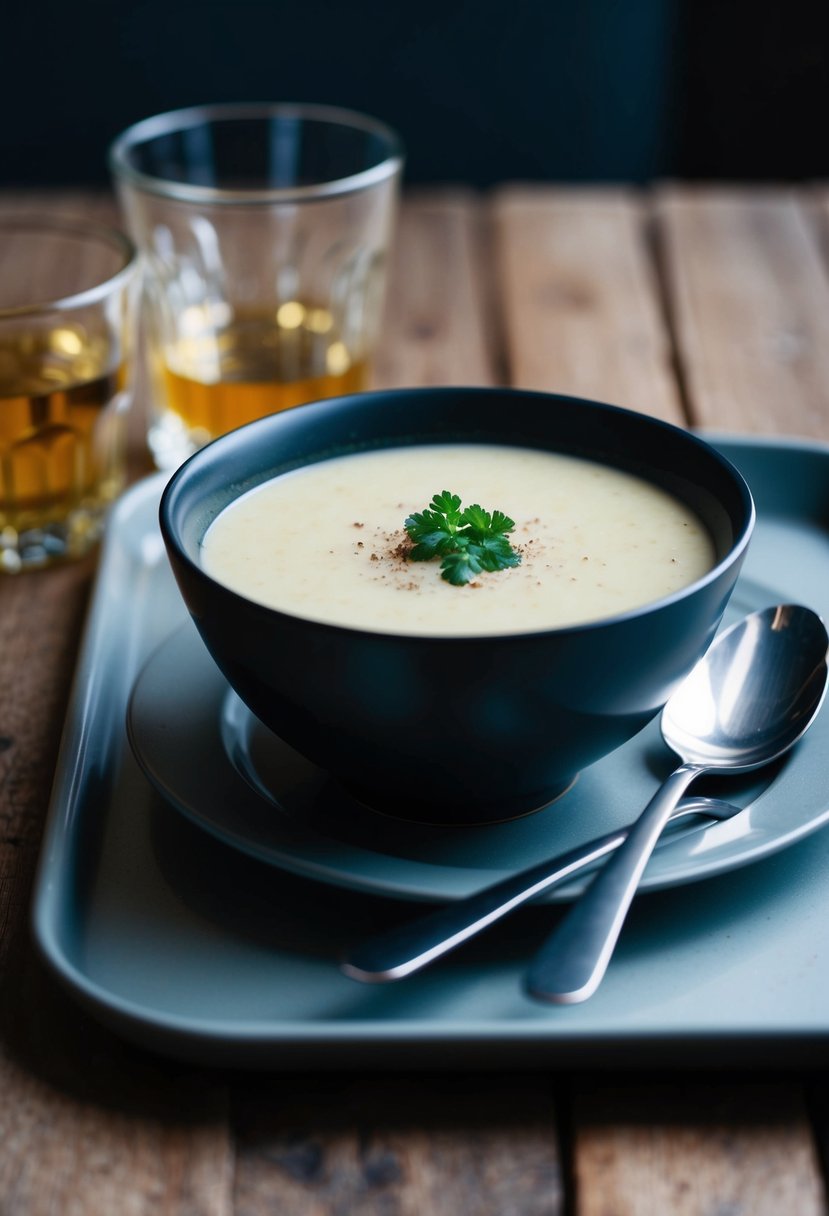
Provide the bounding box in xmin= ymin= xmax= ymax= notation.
xmin=812 ymin=187 xmax=829 ymax=258
xmin=232 ymin=1074 xmax=563 ymax=1216
xmin=656 ymin=186 xmax=829 ymax=438
xmin=572 ymin=1081 xmax=827 ymax=1216
xmin=492 ymin=186 xmax=684 ymax=422
xmin=0 ymin=564 xmax=94 ymax=975
xmin=0 ymin=192 xmax=119 ymax=224
xmin=0 ymin=1053 xmax=232 ymax=1216
xmin=374 ymin=190 xmax=496 ymax=388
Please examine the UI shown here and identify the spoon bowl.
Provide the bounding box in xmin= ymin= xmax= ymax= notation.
xmin=526 ymin=603 xmax=829 ymax=1004
xmin=662 ymin=604 xmax=829 ymax=770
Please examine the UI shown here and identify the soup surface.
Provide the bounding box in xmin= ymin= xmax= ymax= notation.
xmin=201 ymin=444 xmax=716 ymax=636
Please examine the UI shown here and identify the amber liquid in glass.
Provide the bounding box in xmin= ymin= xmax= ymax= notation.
xmin=0 ymin=327 xmax=126 ymax=568
xmin=154 ymin=304 xmax=370 ymax=448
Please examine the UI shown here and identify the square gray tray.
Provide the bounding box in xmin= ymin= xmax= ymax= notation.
xmin=32 ymin=436 xmax=829 ymax=1067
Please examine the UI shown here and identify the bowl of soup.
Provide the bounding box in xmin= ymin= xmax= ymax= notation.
xmin=159 ymin=387 xmax=754 ymax=824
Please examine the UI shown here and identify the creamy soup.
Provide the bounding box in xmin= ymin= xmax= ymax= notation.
xmin=201 ymin=444 xmax=716 ymax=636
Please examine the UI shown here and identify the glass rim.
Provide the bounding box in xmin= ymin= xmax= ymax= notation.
xmin=0 ymin=215 xmax=138 ymax=320
xmin=109 ymin=101 xmax=405 ymax=206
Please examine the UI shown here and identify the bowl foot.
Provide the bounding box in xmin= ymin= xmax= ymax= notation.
xmin=341 ymin=775 xmax=579 ymax=827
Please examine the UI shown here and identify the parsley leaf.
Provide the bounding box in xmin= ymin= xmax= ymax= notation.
xmin=404 ymin=490 xmax=522 ymax=585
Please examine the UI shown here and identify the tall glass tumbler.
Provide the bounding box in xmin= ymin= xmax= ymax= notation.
xmin=0 ymin=217 xmax=137 ymax=572
xmin=110 ymin=103 xmax=403 ymax=469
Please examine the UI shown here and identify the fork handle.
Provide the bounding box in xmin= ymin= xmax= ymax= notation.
xmin=525 ymin=762 xmax=704 ymax=1004
xmin=340 ymin=826 xmax=627 ymax=982
xmin=340 ymin=787 xmax=725 ymax=983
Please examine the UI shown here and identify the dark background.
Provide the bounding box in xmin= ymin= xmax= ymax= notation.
xmin=3 ymin=0 xmax=827 ymax=187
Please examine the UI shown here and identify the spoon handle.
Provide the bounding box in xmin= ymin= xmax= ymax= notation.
xmin=341 ymin=791 xmax=726 ymax=983
xmin=526 ymin=762 xmax=704 ymax=1004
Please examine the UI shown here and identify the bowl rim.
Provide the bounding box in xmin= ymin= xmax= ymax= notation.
xmin=159 ymin=386 xmax=756 ymax=643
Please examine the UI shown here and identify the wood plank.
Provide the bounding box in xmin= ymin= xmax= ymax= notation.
xmin=0 ymin=1051 xmax=232 ymax=1216
xmin=805 ymin=1080 xmax=829 ymax=1213
xmin=492 ymin=186 xmax=683 ymax=422
xmin=572 ymin=1081 xmax=826 ymax=1216
xmin=374 ymin=191 xmax=496 ymax=388
xmin=655 ymin=186 xmax=829 ymax=437
xmin=0 ymin=563 xmax=94 ymax=976
xmin=812 ymin=187 xmax=829 ymax=252
xmin=232 ymin=1074 xmax=563 ymax=1216
xmin=548 ymin=186 xmax=829 ymax=1213
xmin=0 ymin=191 xmax=119 ymax=224
xmin=0 ymin=191 xmax=232 ymax=1216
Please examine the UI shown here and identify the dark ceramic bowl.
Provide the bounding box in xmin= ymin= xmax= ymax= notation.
xmin=159 ymin=387 xmax=754 ymax=825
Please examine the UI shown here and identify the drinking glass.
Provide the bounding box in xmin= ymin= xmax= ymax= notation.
xmin=0 ymin=216 xmax=137 ymax=572
xmin=110 ymin=102 xmax=403 ymax=469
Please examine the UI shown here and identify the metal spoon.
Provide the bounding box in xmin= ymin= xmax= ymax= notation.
xmin=526 ymin=604 xmax=829 ymax=1005
xmin=340 ymin=796 xmax=740 ymax=983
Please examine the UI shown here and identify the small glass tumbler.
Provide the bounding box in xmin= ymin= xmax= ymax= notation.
xmin=109 ymin=102 xmax=403 ymax=470
xmin=0 ymin=217 xmax=137 ymax=572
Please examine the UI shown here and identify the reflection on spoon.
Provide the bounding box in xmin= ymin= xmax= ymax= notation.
xmin=526 ymin=604 xmax=829 ymax=1005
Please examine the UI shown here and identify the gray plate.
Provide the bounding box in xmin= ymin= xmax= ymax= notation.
xmin=127 ymin=613 xmax=806 ymax=902
xmin=31 ymin=436 xmax=829 ymax=1066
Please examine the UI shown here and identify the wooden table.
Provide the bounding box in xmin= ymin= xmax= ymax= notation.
xmin=2 ymin=186 xmax=829 ymax=1214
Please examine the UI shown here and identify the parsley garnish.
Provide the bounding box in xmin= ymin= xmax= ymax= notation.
xmin=404 ymin=490 xmax=522 ymax=586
